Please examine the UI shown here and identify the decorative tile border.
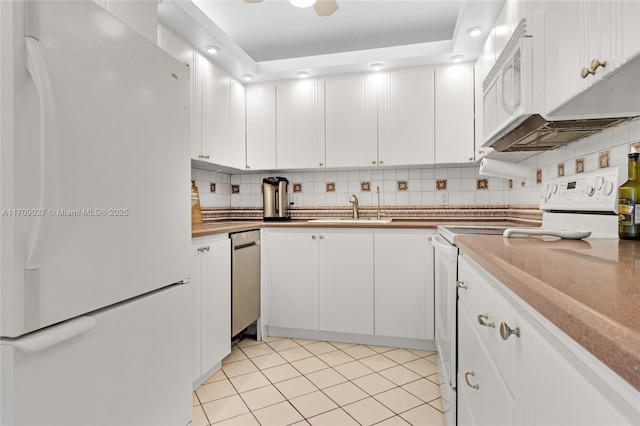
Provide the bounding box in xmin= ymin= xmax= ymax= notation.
xmin=361 ymin=181 xmax=371 ymax=192
xmin=436 ymin=179 xmax=447 ymax=190
xmin=536 ymin=169 xmax=542 ymax=184
xmin=576 ymin=157 xmax=585 ymax=173
xmin=632 ymin=142 xmax=640 ymax=153
xmin=231 ymin=185 xmax=240 ymax=194
xmin=293 ymin=183 xmax=302 ymax=193
xmin=326 ymin=182 xmax=336 ymax=193
xmin=210 ymin=183 xmax=216 ymax=193
xmin=397 ymin=181 xmax=408 ymax=191
xmin=476 ymin=179 xmax=489 ymax=190
xmin=598 ymin=150 xmax=610 ymax=168
xmin=557 ymin=163 xmax=565 ymax=177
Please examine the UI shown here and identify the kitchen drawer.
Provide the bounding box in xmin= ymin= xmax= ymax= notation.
xmin=458 ymin=302 xmax=516 ymax=426
xmin=457 ymin=253 xmax=526 ymax=396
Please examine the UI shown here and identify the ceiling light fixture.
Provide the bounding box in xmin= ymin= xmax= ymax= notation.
xmin=467 ymin=27 xmax=483 ymax=37
xmin=370 ymin=63 xmax=384 ymax=71
xmin=289 ymin=0 xmax=316 ymax=8
xmin=296 ymin=71 xmax=310 ymax=78
xmin=242 ymin=74 xmax=253 ymax=82
xmin=450 ymin=55 xmax=464 ymax=63
xmin=205 ymin=45 xmax=220 ymax=55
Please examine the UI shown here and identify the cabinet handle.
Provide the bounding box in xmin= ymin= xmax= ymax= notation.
xmin=464 ymin=371 xmax=479 ymax=389
xmin=197 ymin=246 xmax=210 ymax=253
xmin=500 ymin=322 xmax=520 ymax=340
xmin=427 ymin=236 xmax=432 ymax=241
xmin=379 ymin=160 xmax=384 ymax=165
xmin=477 ymin=314 xmax=495 ymax=328
xmin=319 ymin=162 xmax=324 ymax=167
xmin=478 ymin=150 xmax=485 ymax=155
xmin=312 ymin=235 xmax=317 ymax=240
xmin=581 ymin=66 xmax=594 ymax=79
xmin=246 ymin=164 xmax=250 ymax=169
xmin=456 ymin=281 xmax=467 ymax=289
xmin=468 ymin=156 xmax=474 ymax=161
xmin=319 ymin=234 xmax=324 ymax=239
xmin=590 ymin=58 xmax=607 ymax=73
xmin=372 ymin=160 xmax=377 ymax=165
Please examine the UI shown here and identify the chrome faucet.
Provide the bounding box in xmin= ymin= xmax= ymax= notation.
xmin=349 ymin=194 xmax=359 ymax=219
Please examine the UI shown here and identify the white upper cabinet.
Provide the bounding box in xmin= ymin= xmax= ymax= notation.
xmin=325 ymin=74 xmax=377 ymax=168
xmin=226 ymin=77 xmax=247 ymax=170
xmin=434 ymin=64 xmax=475 ymax=164
xmin=276 ymin=79 xmax=326 ymax=169
xmin=378 ymin=67 xmax=435 ymax=166
xmin=545 ymin=0 xmax=640 ymax=116
xmin=246 ymin=83 xmax=277 ymax=170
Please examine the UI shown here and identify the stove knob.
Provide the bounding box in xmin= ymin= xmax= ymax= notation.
xmin=602 ymin=181 xmax=614 ymax=196
xmin=586 ymin=185 xmax=595 ymax=196
xmin=593 ymin=176 xmax=604 ymax=190
xmin=550 ymin=183 xmax=558 ymax=195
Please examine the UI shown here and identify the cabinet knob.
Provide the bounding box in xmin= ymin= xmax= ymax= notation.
xmin=456 ymin=281 xmax=467 ymax=289
xmin=319 ymin=234 xmax=324 ymax=239
xmin=319 ymin=162 xmax=324 ymax=167
xmin=499 ymin=322 xmax=520 ymax=340
xmin=427 ymin=236 xmax=432 ymax=241
xmin=581 ymin=66 xmax=594 ymax=79
xmin=477 ymin=314 xmax=495 ymax=328
xmin=379 ymin=160 xmax=384 ymax=165
xmin=372 ymin=160 xmax=377 ymax=165
xmin=478 ymin=150 xmax=484 ymax=155
xmin=246 ymin=164 xmax=251 ymax=169
xmin=312 ymin=235 xmax=317 ymax=240
xmin=464 ymin=371 xmax=479 ymax=389
xmin=590 ymin=58 xmax=607 ymax=73
xmin=468 ymin=156 xmax=474 ymax=161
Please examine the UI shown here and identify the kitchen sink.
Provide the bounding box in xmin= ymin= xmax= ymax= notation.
xmin=307 ymin=218 xmax=393 ymax=224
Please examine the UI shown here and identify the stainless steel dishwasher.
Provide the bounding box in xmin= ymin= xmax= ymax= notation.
xmin=230 ymin=230 xmax=261 ymax=339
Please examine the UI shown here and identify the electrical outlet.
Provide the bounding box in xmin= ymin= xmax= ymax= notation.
xmin=441 ymin=192 xmax=449 ymax=204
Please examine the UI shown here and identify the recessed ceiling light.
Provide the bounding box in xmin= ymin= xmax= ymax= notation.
xmin=290 ymin=0 xmax=316 ymax=8
xmin=242 ymin=74 xmax=253 ymax=82
xmin=296 ymin=71 xmax=310 ymax=78
xmin=205 ymin=45 xmax=220 ymax=55
xmin=450 ymin=55 xmax=464 ymax=63
xmin=370 ymin=63 xmax=384 ymax=71
xmin=467 ymin=27 xmax=483 ymax=37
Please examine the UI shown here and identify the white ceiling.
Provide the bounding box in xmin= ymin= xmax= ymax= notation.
xmin=158 ymin=0 xmax=505 ymax=82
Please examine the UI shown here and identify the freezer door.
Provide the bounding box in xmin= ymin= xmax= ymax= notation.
xmin=0 ymin=283 xmax=192 ymax=426
xmin=2 ymin=1 xmax=190 ymax=336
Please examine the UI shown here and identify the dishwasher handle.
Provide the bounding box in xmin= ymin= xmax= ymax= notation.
xmin=234 ymin=241 xmax=259 ymax=251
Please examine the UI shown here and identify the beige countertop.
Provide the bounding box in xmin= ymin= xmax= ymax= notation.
xmin=191 ymin=218 xmax=536 ymax=238
xmin=455 ymin=235 xmax=640 ymax=391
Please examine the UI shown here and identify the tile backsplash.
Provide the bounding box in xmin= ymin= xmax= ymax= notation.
xmin=192 ymin=118 xmax=640 ymax=210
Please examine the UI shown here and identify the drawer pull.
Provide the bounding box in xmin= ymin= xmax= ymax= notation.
xmin=464 ymin=371 xmax=479 ymax=389
xmin=477 ymin=314 xmax=495 ymax=328
xmin=500 ymin=322 xmax=520 ymax=340
xmin=456 ymin=281 xmax=467 ymax=289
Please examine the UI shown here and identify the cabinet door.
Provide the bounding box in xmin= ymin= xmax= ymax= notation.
xmin=264 ymin=231 xmax=319 ymax=330
xmin=226 ymin=77 xmax=246 ymax=170
xmin=276 ymin=80 xmax=325 ymax=169
xmin=205 ymin=62 xmax=231 ymax=165
xmin=246 ymin=83 xmax=277 ymax=170
xmin=192 ymin=237 xmax=231 ymax=384
xmin=378 ymin=66 xmax=435 ymax=166
xmin=318 ymin=233 xmax=374 ymax=335
xmin=325 ymin=74 xmax=377 ymax=168
xmin=374 ymin=234 xmax=434 ymax=340
xmin=191 ymin=53 xmax=207 ymax=160
xmin=435 ymin=64 xmax=475 ymax=164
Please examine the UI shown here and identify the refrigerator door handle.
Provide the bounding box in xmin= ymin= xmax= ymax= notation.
xmin=2 ymin=316 xmax=96 ymax=354
xmin=24 ymin=36 xmax=57 ymax=271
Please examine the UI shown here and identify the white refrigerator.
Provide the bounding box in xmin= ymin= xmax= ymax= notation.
xmin=0 ymin=1 xmax=192 ymax=424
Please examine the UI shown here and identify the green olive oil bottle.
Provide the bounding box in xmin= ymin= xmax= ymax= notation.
xmin=619 ymin=152 xmax=640 ymax=240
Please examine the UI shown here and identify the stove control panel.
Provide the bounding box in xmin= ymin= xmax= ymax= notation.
xmin=540 ymin=166 xmax=623 ymax=212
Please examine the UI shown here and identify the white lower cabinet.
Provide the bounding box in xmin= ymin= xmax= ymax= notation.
xmin=264 ymin=229 xmax=434 ymax=343
xmin=191 ymin=235 xmax=231 ymax=388
xmin=374 ymin=233 xmax=434 ymax=339
xmin=458 ymin=252 xmax=640 ymax=426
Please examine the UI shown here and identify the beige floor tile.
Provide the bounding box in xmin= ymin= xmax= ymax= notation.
xmin=333 ymin=360 xmax=375 ymax=380
xmin=250 ymin=352 xmax=288 ymax=370
xmin=239 ymin=384 xmax=286 ymax=411
xmin=192 ymin=405 xmax=209 ymax=426
xmin=279 ymin=345 xmax=314 ymax=362
xmin=342 ymin=345 xmax=378 ymax=360
xmin=290 ymin=421 xmax=311 ymax=426
xmin=304 ymin=341 xmax=339 ymax=355
xmin=407 ymin=348 xmax=437 ymax=358
xmin=305 ymin=368 xmax=347 ymax=389
xmin=211 ymin=412 xmax=259 ymax=425
xmin=241 ymin=343 xmax=276 ymax=359
xmin=429 ymin=397 xmax=444 ymax=413
xmin=359 ymin=354 xmax=399 ymax=372
xmin=290 ymin=390 xmax=339 ymax=418
xmin=261 ymin=363 xmax=302 ymax=383
xmin=193 ymin=392 xmax=201 ymax=406
xmin=379 ymin=365 xmax=422 ymax=386
xmin=236 ymin=338 xmax=262 ymax=348
xmin=343 ymin=397 xmax=395 ymax=426
xmin=400 ymin=403 xmax=445 ymax=426
xmin=267 ymin=338 xmax=300 ymax=352
xmin=228 ymin=371 xmax=271 ymax=393
xmin=403 ymin=358 xmax=439 ymax=377
xmin=317 ymin=350 xmax=354 ymax=367
xmin=202 ymin=395 xmax=250 ymax=424
xmin=352 ymin=373 xmax=397 ymax=396
xmin=402 ymin=378 xmax=442 ymax=403
xmin=374 ymin=387 xmax=423 ymax=414
xmin=307 ymin=408 xmax=359 ymax=426
xmin=196 ymin=379 xmax=238 ymax=404
xmin=425 ymin=353 xmax=439 ymax=365
xmin=292 ymin=338 xmax=318 ymax=346
xmin=274 ymin=376 xmax=319 ymax=399
xmin=382 ymin=349 xmax=421 ymax=364
xmin=204 ymin=369 xmax=228 ymax=384
xmin=367 ymin=345 xmax=395 ymax=353
xmin=291 ymin=356 xmax=330 ymax=375
xmin=222 ymin=359 xmax=258 ymax=378
xmin=322 ymin=381 xmax=369 ymax=406
xmin=263 ymin=336 xmax=285 ymax=343
xmin=327 ymin=341 xmax=356 ymax=350
xmin=427 ymin=373 xmax=440 ymax=385
xmin=252 ymin=401 xmax=304 ymax=426
xmin=222 ymin=349 xmax=248 ymax=365
xmin=374 ymin=415 xmax=412 ymax=425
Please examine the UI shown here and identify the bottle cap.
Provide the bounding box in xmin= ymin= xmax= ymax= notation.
xmin=629 ymin=152 xmax=640 ymax=159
